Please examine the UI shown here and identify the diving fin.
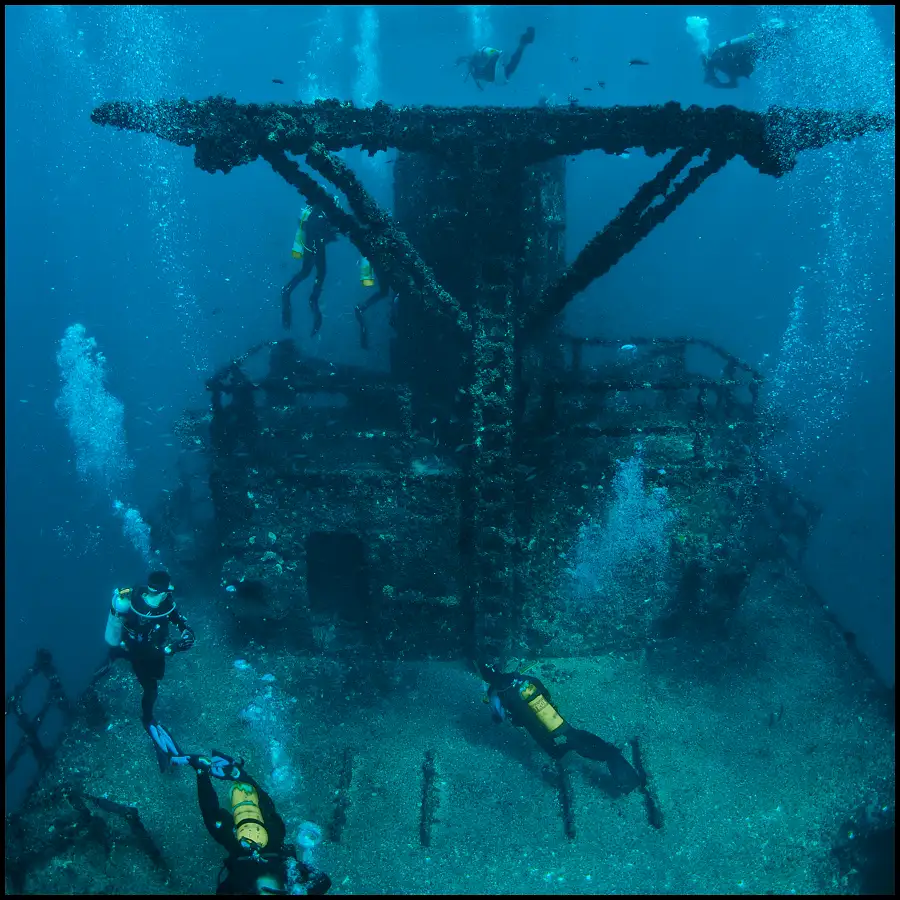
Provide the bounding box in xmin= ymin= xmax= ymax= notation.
xmin=209 ymin=748 xmax=245 ymax=780
xmin=147 ymin=721 xmax=186 ymax=773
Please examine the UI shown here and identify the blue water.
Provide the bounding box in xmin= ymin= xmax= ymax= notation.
xmin=4 ymin=5 xmax=894 ymax=812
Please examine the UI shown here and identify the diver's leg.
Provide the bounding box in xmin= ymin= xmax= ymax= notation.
xmin=354 ymin=284 xmax=390 ymax=350
xmin=132 ymin=657 xmax=159 ymax=727
xmin=309 ymin=250 xmax=327 ymax=337
xmin=503 ymin=26 xmax=535 ymax=80
xmin=133 ymin=652 xmax=165 ymax=727
xmin=566 ymin=728 xmax=641 ymax=790
xmin=282 ymin=257 xmax=314 ymax=331
xmin=388 ymin=294 xmax=399 ymax=330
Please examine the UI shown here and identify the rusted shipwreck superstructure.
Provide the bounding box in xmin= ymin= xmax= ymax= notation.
xmin=94 ymin=97 xmax=892 ymax=663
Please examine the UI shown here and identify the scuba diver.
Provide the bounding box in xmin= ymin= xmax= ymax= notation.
xmin=456 ymin=25 xmax=536 ymax=90
xmin=147 ymin=724 xmax=332 ymax=895
xmin=687 ymin=15 xmax=794 ymax=89
xmin=353 ymin=257 xmax=395 ymax=350
xmin=479 ymin=662 xmax=642 ymax=793
xmin=282 ymin=204 xmax=340 ymax=336
xmin=103 ymin=571 xmax=195 ymax=731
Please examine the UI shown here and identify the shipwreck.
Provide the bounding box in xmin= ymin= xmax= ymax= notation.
xmin=85 ymin=96 xmax=893 ymax=664
xmin=5 ymin=95 xmax=894 ymax=895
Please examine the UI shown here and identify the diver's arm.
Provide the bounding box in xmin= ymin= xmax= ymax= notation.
xmin=313 ymin=245 xmax=327 ymax=286
xmin=565 ymin=728 xmax=642 ymax=790
xmin=167 ymin=607 xmax=195 ymax=649
xmin=196 ymin=770 xmax=238 ymax=851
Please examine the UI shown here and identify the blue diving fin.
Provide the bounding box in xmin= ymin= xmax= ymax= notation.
xmin=147 ymin=721 xmax=190 ymax=773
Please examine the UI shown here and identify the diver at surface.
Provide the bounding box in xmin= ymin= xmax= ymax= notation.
xmin=478 ymin=661 xmax=642 ymax=793
xmin=457 ymin=25 xmax=536 ymax=90
xmin=148 ymin=723 xmax=332 ymax=895
xmin=687 ymin=15 xmax=794 ymax=89
xmin=103 ymin=570 xmax=195 ymax=731
xmin=281 ymin=204 xmax=340 ymax=336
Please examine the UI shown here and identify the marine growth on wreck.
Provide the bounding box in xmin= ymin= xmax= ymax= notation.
xmin=85 ymin=96 xmax=888 ymax=662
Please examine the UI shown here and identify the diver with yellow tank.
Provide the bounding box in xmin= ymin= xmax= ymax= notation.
xmin=149 ymin=722 xmax=331 ymax=895
xmin=478 ymin=661 xmax=641 ymax=793
xmin=282 ymin=203 xmax=340 ymax=336
xmin=353 ymin=256 xmax=394 ymax=350
xmin=283 ymin=204 xmax=393 ymax=347
xmin=456 ymin=25 xmax=536 ymax=90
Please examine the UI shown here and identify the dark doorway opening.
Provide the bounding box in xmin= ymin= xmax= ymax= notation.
xmin=306 ymin=532 xmax=370 ymax=625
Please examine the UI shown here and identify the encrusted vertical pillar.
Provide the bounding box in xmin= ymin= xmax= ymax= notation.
xmin=393 ymin=150 xmax=566 ymax=661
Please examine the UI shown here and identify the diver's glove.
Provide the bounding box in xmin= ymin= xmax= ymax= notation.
xmin=177 ymin=627 xmax=195 ymax=651
xmin=165 ymin=628 xmax=195 ymax=654
xmin=188 ymin=752 xmax=245 ymax=781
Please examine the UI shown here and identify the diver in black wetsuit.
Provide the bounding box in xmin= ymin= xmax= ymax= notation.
xmin=282 ymin=204 xmax=340 ymax=336
xmin=457 ymin=26 xmax=536 ymax=90
xmin=147 ymin=726 xmax=332 ymax=896
xmin=702 ymin=18 xmax=794 ymax=89
xmin=354 ymin=258 xmax=395 ymax=350
xmin=479 ymin=662 xmax=642 ymax=792
xmin=196 ymin=764 xmax=330 ymax=896
xmin=102 ymin=571 xmax=195 ymax=729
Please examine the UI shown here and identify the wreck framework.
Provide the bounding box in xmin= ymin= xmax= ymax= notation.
xmin=93 ymin=97 xmax=892 ymax=663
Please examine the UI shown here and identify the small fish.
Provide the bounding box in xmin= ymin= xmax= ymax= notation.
xmin=569 ymin=56 xmax=579 ymax=63
xmin=272 ymin=78 xmax=284 ymax=84
xmin=597 ymin=81 xmax=606 ymax=89
xmin=629 ymin=58 xmax=649 ymax=66
xmin=583 ymin=86 xmax=592 ymax=91
xmin=567 ymin=94 xmax=579 ymax=106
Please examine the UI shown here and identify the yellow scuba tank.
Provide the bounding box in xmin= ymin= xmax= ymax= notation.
xmin=292 ymin=207 xmax=313 ymax=259
xmin=519 ymin=680 xmax=565 ymax=734
xmin=230 ymin=782 xmax=269 ymax=850
xmin=104 ymin=587 xmax=132 ymax=647
xmin=482 ymin=47 xmax=507 ymax=85
xmin=359 ymin=257 xmax=375 ymax=288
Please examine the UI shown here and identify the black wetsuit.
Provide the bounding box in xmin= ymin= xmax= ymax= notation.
xmin=282 ymin=206 xmax=339 ymax=335
xmin=196 ymin=771 xmax=331 ymax=895
xmin=354 ymin=265 xmax=393 ymax=350
xmin=484 ymin=668 xmax=641 ymax=791
xmin=111 ymin=586 xmax=191 ymax=727
xmin=703 ymin=35 xmax=760 ymax=88
xmin=458 ymin=26 xmax=534 ymax=90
